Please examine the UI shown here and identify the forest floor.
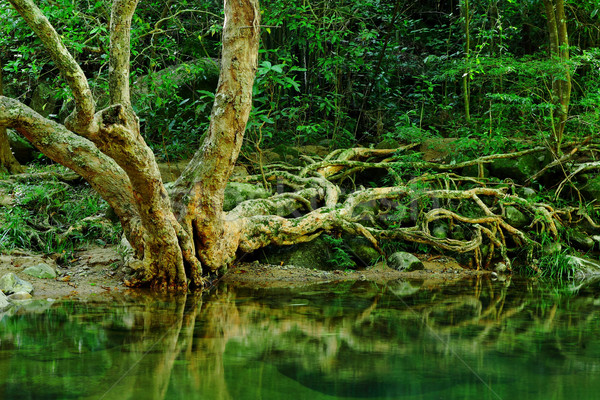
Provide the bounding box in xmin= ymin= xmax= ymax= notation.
xmin=0 ymin=245 xmax=490 ymax=300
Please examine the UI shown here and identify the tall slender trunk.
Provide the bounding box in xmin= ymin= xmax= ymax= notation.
xmin=461 ymin=0 xmax=471 ymax=123
xmin=543 ymin=0 xmax=571 ymax=154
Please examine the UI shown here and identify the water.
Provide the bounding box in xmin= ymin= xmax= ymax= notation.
xmin=2 ymin=276 xmax=600 ymax=399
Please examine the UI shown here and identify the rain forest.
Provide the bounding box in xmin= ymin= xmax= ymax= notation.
xmin=3 ymin=1 xmax=600 ymax=399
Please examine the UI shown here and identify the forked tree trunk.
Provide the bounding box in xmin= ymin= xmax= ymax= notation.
xmin=0 ymin=0 xmax=259 ymax=290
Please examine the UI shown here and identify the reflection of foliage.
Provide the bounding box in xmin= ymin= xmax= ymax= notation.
xmin=4 ymin=279 xmax=600 ymax=399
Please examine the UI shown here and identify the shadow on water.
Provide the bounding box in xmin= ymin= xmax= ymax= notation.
xmin=2 ymin=275 xmax=600 ymax=399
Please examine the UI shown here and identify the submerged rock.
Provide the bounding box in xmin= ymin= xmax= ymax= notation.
xmin=387 ymin=252 xmax=424 ymax=272
xmin=23 ymin=263 xmax=57 ymax=279
xmin=0 ymin=273 xmax=34 ymax=295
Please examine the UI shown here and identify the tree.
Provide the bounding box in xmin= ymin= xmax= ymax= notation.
xmin=0 ymin=0 xmax=259 ymax=289
xmin=0 ymin=58 xmax=24 ymax=174
xmin=542 ymin=0 xmax=571 ymax=153
xmin=0 ymin=0 xmax=572 ymax=287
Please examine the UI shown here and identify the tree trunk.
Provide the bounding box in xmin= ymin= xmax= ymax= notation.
xmin=0 ymin=58 xmax=24 ymax=174
xmin=1 ymin=0 xmax=260 ymax=290
xmin=542 ymin=0 xmax=571 ymax=154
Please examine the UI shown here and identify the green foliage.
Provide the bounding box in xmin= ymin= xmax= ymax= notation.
xmin=322 ymin=234 xmax=356 ymax=270
xmin=0 ymin=166 xmax=121 ymax=255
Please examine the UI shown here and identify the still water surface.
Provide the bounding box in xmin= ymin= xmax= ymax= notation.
xmin=1 ymin=277 xmax=600 ymax=399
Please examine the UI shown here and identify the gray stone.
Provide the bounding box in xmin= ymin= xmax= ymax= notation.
xmin=432 ymin=224 xmax=448 ymax=239
xmin=344 ymin=236 xmax=380 ymax=267
xmin=224 ymin=182 xmax=270 ymax=211
xmin=257 ymin=236 xmax=333 ymax=270
xmin=387 ymin=252 xmax=424 ymax=272
xmin=0 ymin=291 xmax=10 ymax=309
xmin=565 ymin=256 xmax=600 ymax=279
xmin=543 ymin=241 xmax=562 ymax=255
xmin=7 ymin=292 xmax=33 ymax=301
xmin=375 ymin=138 xmax=400 ymax=149
xmin=520 ymin=187 xmax=537 ymax=199
xmin=23 ymin=263 xmax=57 ymax=279
xmin=568 ymin=231 xmax=595 ymax=251
xmin=489 ymin=154 xmax=541 ymax=183
xmin=581 ymin=175 xmax=600 ymax=203
xmin=504 ymin=206 xmax=529 ymax=228
xmin=0 ymin=273 xmax=34 ymax=295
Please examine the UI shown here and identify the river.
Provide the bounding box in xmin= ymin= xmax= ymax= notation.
xmin=1 ymin=276 xmax=599 ymax=399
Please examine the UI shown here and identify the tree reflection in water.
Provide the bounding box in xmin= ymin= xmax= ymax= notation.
xmin=1 ymin=276 xmax=600 ymax=399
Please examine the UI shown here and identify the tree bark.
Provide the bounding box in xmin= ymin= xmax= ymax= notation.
xmin=171 ymin=0 xmax=261 ymax=271
xmin=542 ymin=0 xmax=571 ymax=154
xmin=0 ymin=58 xmax=24 ymax=174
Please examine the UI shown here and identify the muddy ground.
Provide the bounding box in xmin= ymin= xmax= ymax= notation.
xmin=0 ymin=246 xmax=490 ymax=300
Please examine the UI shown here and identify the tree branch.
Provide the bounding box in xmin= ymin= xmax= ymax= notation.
xmin=7 ymin=0 xmax=96 ymax=134
xmin=109 ymin=0 xmax=139 ymax=108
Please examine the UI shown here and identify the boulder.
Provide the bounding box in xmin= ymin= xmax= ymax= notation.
xmin=23 ymin=263 xmax=57 ymax=279
xmin=580 ymin=174 xmax=600 ymax=203
xmin=565 ymin=256 xmax=600 ymax=279
xmin=504 ymin=206 xmax=529 ymax=228
xmin=257 ymin=236 xmax=333 ymax=270
xmin=344 ymin=236 xmax=380 ymax=267
xmin=0 ymin=273 xmax=33 ymax=295
xmin=223 ymin=182 xmax=270 ymax=211
xmin=7 ymin=292 xmax=33 ymax=301
xmin=387 ymin=252 xmax=424 ymax=271
xmin=489 ymin=154 xmax=542 ymax=183
xmin=0 ymin=291 xmax=10 ymax=310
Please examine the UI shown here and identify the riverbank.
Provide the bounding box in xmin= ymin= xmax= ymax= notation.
xmin=0 ymin=246 xmax=491 ymax=301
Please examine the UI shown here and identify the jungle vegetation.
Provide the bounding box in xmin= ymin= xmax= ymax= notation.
xmin=1 ymin=0 xmax=600 ymax=288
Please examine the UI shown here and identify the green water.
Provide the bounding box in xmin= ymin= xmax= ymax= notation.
xmin=1 ymin=276 xmax=600 ymax=399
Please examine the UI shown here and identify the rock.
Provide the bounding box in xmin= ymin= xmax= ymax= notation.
xmin=7 ymin=292 xmax=33 ymax=301
xmin=375 ymin=138 xmax=400 ymax=149
xmin=504 ymin=206 xmax=529 ymax=228
xmin=257 ymin=236 xmax=333 ymax=270
xmin=387 ymin=252 xmax=424 ymax=271
xmin=580 ymin=175 xmax=600 ymax=203
xmin=520 ymin=187 xmax=537 ymax=199
xmin=223 ymin=182 xmax=270 ymax=211
xmin=344 ymin=236 xmax=380 ymax=267
xmin=565 ymin=256 xmax=600 ymax=279
xmin=0 ymin=273 xmax=34 ymax=295
xmin=432 ymin=224 xmax=448 ymax=239
xmin=489 ymin=154 xmax=541 ymax=183
xmin=568 ymin=231 xmax=595 ymax=251
xmin=23 ymin=263 xmax=57 ymax=279
xmin=0 ymin=291 xmax=10 ymax=309
xmin=543 ymin=241 xmax=562 ymax=255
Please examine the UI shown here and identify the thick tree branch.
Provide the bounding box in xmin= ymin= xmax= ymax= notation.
xmin=7 ymin=0 xmax=96 ymax=134
xmin=109 ymin=0 xmax=139 ymax=108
